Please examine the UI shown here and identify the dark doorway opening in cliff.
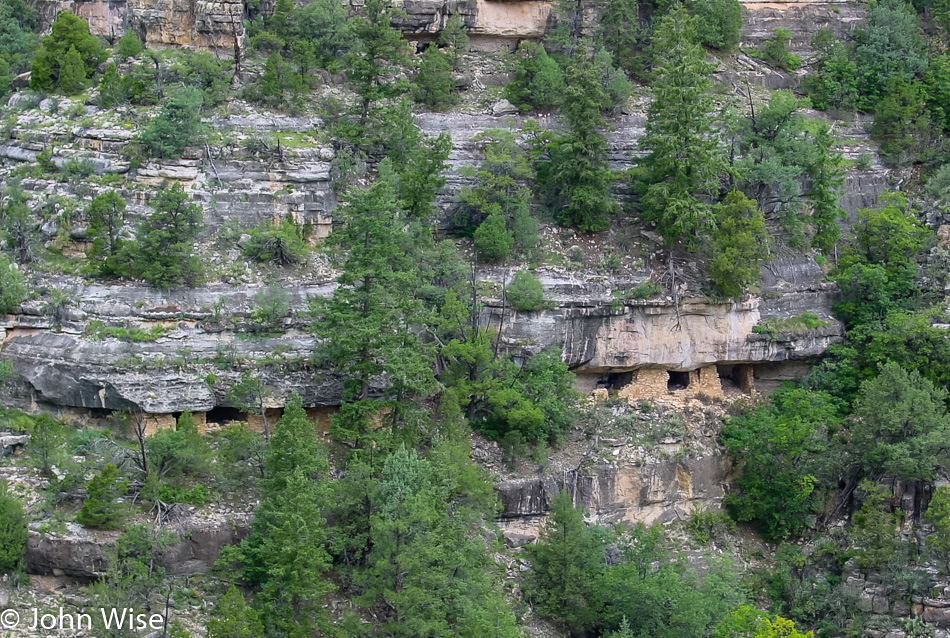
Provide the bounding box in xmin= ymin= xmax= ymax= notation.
xmin=607 ymin=371 xmax=635 ymax=390
xmin=206 ymin=405 xmax=245 ymax=425
xmin=716 ymin=364 xmax=755 ymax=395
xmin=667 ymin=370 xmax=690 ymax=391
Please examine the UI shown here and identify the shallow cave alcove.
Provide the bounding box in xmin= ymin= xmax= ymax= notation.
xmin=667 ymin=370 xmax=690 ymax=391
xmin=206 ymin=405 xmax=246 ymax=425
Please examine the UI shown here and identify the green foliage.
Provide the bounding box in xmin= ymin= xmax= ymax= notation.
xmin=473 ymin=212 xmax=514 ymax=261
xmin=629 ymin=281 xmax=662 ymax=299
xmin=140 ymin=86 xmax=205 ymax=159
xmin=23 ymin=414 xmax=66 ymax=476
xmin=168 ymin=51 xmax=233 ymax=107
xmin=29 ymin=12 xmax=105 ymax=92
xmin=115 ymin=29 xmax=143 ymax=60
xmin=131 ymin=182 xmax=204 ymax=288
xmin=58 ymin=45 xmax=87 ymax=95
xmin=507 ymin=269 xmax=547 ymax=311
xmin=503 ymin=43 xmax=565 ymax=113
xmin=413 ymin=46 xmax=456 ymax=110
xmin=248 ymin=0 xmax=348 ymax=70
xmin=524 ymin=490 xmax=604 ymax=631
xmin=721 ymin=386 xmax=843 ymax=540
xmin=244 ymin=52 xmax=307 ymax=111
xmin=685 ymin=507 xmax=737 ymax=545
xmin=86 ymin=190 xmax=129 ymax=278
xmin=86 ymin=524 xmax=176 ymax=637
xmin=752 ymin=312 xmax=830 ymax=337
xmin=242 ymin=218 xmax=309 ymax=266
xmin=802 ymin=28 xmax=858 ymax=112
xmin=439 ymin=14 xmax=469 ymax=69
xmin=241 ymin=395 xmax=334 ymax=636
xmin=98 ymin=62 xmax=128 ymax=108
xmin=77 ymin=463 xmax=128 ymax=529
xmin=924 ymin=54 xmax=950 ymax=135
xmin=659 ymin=0 xmax=743 ymax=51
xmin=710 ymin=190 xmax=770 ymax=297
xmin=849 ymin=361 xmax=950 ymax=481
xmin=597 ymin=524 xmax=743 ymax=638
xmin=834 ymin=191 xmax=930 ymax=327
xmin=354 ymin=442 xmax=519 ymax=637
xmin=636 ymin=6 xmax=725 ymax=248
xmin=871 ymin=77 xmax=933 ymax=167
xmin=206 ymin=586 xmax=264 ymax=638
xmin=457 ymin=128 xmax=538 ymax=243
xmin=214 ymin=421 xmax=266 ymax=491
xmin=807 ymin=121 xmax=848 ymax=254
xmin=145 ymin=410 xmax=213 ymax=483
xmin=0 ymin=481 xmax=27 ymax=573
xmin=926 ymin=485 xmax=950 ymax=574
xmin=600 ymin=0 xmax=650 ymax=80
xmin=850 ymin=480 xmax=901 ymax=573
xmin=0 ymin=0 xmax=39 ymax=93
xmin=250 ymin=284 xmax=290 ymax=330
xmin=311 ymin=171 xmax=436 ymax=443
xmin=759 ymin=27 xmax=801 ymax=71
xmin=712 ymin=605 xmax=814 ymax=638
xmin=539 ymin=45 xmax=617 ymax=233
xmin=344 ymin=0 xmax=411 ymax=129
xmin=853 ymin=0 xmax=928 ymax=112
xmin=0 ymin=252 xmax=25 ymax=313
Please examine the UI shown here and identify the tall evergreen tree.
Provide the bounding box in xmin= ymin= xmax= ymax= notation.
xmin=86 ymin=190 xmax=129 ymax=278
xmin=29 ymin=12 xmax=105 ymax=92
xmin=311 ymin=169 xmax=436 ymax=444
xmin=541 ymin=44 xmax=616 ymax=233
xmin=241 ymin=395 xmax=335 ymax=636
xmin=58 ymin=45 xmax=87 ymax=95
xmin=710 ymin=190 xmax=770 ymax=297
xmin=524 ymin=489 xmax=604 ymax=632
xmin=131 ymin=182 xmax=204 ymax=288
xmin=636 ymin=6 xmax=725 ymax=248
xmin=344 ymin=0 xmax=412 ymax=126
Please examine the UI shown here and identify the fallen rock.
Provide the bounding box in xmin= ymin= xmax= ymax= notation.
xmin=491 ymin=99 xmax=518 ymax=116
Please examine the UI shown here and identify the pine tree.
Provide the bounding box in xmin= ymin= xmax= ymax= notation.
xmin=473 ymin=210 xmax=514 ymax=261
xmin=525 ymin=490 xmax=604 ymax=631
xmin=413 ymin=46 xmax=455 ymax=110
xmin=871 ymin=77 xmax=932 ymax=167
xmin=636 ymin=6 xmax=725 ymax=248
xmin=98 ymin=62 xmax=128 ymax=108
xmin=115 ymin=29 xmax=143 ymax=60
xmin=805 ymin=121 xmax=846 ymax=255
xmin=206 ymin=586 xmax=264 ymax=638
xmin=131 ymin=182 xmax=204 ymax=288
xmin=710 ymin=191 xmax=770 ymax=298
xmin=0 ymin=481 xmax=27 ymax=573
xmin=29 ymin=12 xmax=105 ymax=92
xmin=59 ymin=45 xmax=87 ymax=95
xmin=311 ymin=170 xmax=437 ymax=443
xmin=77 ymin=464 xmax=128 ymax=529
xmin=86 ymin=190 xmax=129 ymax=277
xmin=241 ymin=395 xmax=335 ymax=636
xmin=140 ymin=86 xmax=205 ymax=158
xmin=504 ymin=43 xmax=564 ymax=113
xmin=344 ymin=0 xmax=411 ymax=126
xmin=439 ymin=14 xmax=469 ymax=69
xmin=542 ymin=44 xmax=616 ymax=233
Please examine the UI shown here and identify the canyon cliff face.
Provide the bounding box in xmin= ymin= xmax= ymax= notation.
xmin=6 ymin=0 xmax=893 ymax=534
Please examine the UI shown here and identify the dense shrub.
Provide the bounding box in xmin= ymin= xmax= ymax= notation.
xmin=507 ymin=270 xmax=546 ymax=311
xmin=0 ymin=481 xmax=27 ymax=573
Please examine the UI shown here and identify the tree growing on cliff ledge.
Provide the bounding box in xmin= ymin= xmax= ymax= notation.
xmin=635 ymin=6 xmax=725 ymax=249
xmin=29 ymin=12 xmax=105 ymax=93
xmin=131 ymin=182 xmax=204 ymax=288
